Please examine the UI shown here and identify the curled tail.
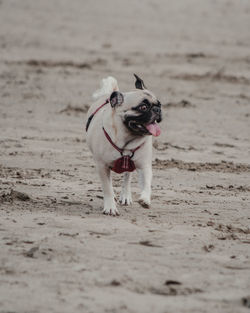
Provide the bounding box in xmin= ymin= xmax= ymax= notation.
xmin=92 ymin=76 xmax=119 ymax=100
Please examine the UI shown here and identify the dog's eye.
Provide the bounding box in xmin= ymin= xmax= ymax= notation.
xmin=139 ymin=104 xmax=148 ymax=112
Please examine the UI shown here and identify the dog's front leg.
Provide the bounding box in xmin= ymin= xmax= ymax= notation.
xmin=97 ymin=164 xmax=119 ymax=216
xmin=119 ymin=172 xmax=132 ymax=205
xmin=138 ymin=166 xmax=152 ymax=208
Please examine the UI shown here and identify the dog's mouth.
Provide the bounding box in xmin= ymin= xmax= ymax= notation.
xmin=128 ymin=119 xmax=161 ymax=137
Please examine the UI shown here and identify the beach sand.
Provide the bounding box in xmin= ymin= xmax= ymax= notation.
xmin=0 ymin=1 xmax=250 ymax=312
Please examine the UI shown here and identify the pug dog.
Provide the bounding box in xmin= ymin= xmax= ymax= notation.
xmin=86 ymin=74 xmax=162 ymax=216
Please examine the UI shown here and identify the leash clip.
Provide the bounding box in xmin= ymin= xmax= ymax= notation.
xmin=120 ymin=151 xmax=134 ymax=159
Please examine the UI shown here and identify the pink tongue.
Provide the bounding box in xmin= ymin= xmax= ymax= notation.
xmin=146 ymin=123 xmax=161 ymax=137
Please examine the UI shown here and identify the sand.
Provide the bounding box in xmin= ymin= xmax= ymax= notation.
xmin=0 ymin=0 xmax=250 ymax=312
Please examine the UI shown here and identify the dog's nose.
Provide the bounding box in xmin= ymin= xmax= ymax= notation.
xmin=152 ymin=106 xmax=161 ymax=114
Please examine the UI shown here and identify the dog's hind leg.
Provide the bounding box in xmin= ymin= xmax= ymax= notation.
xmin=137 ymin=166 xmax=152 ymax=208
xmin=97 ymin=164 xmax=119 ymax=216
xmin=119 ymin=172 xmax=133 ymax=205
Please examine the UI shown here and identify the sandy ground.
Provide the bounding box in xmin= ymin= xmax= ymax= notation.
xmin=0 ymin=0 xmax=250 ymax=312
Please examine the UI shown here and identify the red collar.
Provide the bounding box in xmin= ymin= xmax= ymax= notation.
xmin=102 ymin=127 xmax=143 ymax=156
xmin=102 ymin=127 xmax=144 ymax=174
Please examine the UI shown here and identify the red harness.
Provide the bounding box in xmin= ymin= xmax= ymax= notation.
xmin=86 ymin=99 xmax=144 ymax=174
xmin=102 ymin=127 xmax=144 ymax=173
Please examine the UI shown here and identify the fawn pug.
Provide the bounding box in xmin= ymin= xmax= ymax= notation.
xmin=86 ymin=74 xmax=162 ymax=215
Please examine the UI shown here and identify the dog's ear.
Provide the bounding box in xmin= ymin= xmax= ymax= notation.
xmin=134 ymin=74 xmax=147 ymax=90
xmin=110 ymin=91 xmax=124 ymax=108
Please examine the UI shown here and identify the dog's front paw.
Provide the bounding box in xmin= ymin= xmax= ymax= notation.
xmin=102 ymin=206 xmax=120 ymax=216
xmin=119 ymin=192 xmax=132 ymax=206
xmin=138 ymin=193 xmax=151 ymax=209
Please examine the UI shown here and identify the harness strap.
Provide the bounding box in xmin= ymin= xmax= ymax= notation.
xmin=86 ymin=99 xmax=109 ymax=132
xmin=102 ymin=127 xmax=123 ymax=154
xmin=102 ymin=127 xmax=144 ymax=156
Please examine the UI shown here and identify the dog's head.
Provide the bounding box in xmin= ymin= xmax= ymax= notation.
xmin=109 ymin=74 xmax=162 ymax=137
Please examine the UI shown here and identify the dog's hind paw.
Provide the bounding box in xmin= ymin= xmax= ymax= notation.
xmin=102 ymin=207 xmax=120 ymax=216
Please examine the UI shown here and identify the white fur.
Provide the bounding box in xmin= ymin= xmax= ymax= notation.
xmin=92 ymin=76 xmax=119 ymax=100
xmin=86 ymin=77 xmax=157 ymax=215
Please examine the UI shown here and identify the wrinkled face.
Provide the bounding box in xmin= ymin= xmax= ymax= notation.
xmin=115 ymin=90 xmax=162 ymax=137
xmin=109 ymin=75 xmax=162 ymax=137
xmin=123 ymin=93 xmax=162 ymax=136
